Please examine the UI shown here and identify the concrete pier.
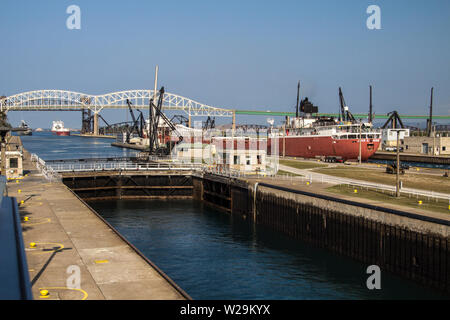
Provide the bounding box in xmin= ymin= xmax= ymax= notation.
xmin=9 ymin=152 xmax=189 ymax=300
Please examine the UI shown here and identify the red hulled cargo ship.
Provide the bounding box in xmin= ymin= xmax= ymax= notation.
xmin=268 ymin=87 xmax=381 ymax=162
xmin=268 ymin=120 xmax=381 ymax=161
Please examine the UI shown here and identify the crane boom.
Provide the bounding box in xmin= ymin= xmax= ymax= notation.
xmin=338 ymin=87 xmax=356 ymax=123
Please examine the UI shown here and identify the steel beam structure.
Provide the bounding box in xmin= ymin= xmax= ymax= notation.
xmin=1 ymin=90 xmax=233 ymax=117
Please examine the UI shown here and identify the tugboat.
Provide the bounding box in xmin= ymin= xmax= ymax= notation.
xmin=51 ymin=121 xmax=70 ymax=136
xmin=17 ymin=120 xmax=32 ymax=136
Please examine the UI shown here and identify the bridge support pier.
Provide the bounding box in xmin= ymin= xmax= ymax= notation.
xmin=93 ymin=112 xmax=99 ymax=136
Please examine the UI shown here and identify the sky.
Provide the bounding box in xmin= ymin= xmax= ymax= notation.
xmin=0 ymin=0 xmax=449 ymax=129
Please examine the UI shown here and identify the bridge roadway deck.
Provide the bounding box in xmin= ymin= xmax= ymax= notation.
xmin=8 ymin=150 xmax=189 ymax=300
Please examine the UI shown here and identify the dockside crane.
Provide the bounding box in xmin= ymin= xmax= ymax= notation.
xmin=125 ymin=99 xmax=145 ymax=143
xmin=147 ymin=87 xmax=183 ymax=156
xmin=338 ymin=87 xmax=356 ymax=123
xmin=170 ymin=115 xmax=189 ymax=127
xmin=381 ymin=111 xmax=405 ymax=129
xmin=203 ymin=116 xmax=216 ymax=130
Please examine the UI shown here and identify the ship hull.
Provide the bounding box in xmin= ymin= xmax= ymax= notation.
xmin=269 ymin=135 xmax=380 ymax=161
xmin=18 ymin=131 xmax=32 ymax=136
xmin=52 ymin=131 xmax=70 ymax=136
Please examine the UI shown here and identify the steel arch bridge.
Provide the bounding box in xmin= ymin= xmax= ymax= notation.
xmin=0 ymin=89 xmax=233 ymax=117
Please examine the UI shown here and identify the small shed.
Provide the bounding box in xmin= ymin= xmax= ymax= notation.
xmin=5 ymin=151 xmax=23 ymax=179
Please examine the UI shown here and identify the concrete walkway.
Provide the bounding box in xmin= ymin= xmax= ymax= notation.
xmin=8 ymin=152 xmax=188 ymax=300
xmin=278 ymin=164 xmax=450 ymax=201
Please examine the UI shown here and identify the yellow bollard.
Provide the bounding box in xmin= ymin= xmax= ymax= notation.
xmin=16 ymin=180 xmax=19 ymax=183
xmin=29 ymin=242 xmax=36 ymax=248
xmin=40 ymin=290 xmax=49 ymax=298
xmin=18 ymin=189 xmax=22 ymax=194
xmin=306 ymin=182 xmax=310 ymax=185
xmin=418 ymin=200 xmax=423 ymax=205
xmin=354 ymin=189 xmax=358 ymax=194
xmin=20 ymin=200 xmax=24 ymax=205
xmin=24 ymin=216 xmax=29 ymax=222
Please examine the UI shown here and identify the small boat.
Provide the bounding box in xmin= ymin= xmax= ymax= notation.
xmin=17 ymin=120 xmax=32 ymax=136
xmin=51 ymin=121 xmax=70 ymax=136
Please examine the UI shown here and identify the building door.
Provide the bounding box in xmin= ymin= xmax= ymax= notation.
xmin=422 ymin=143 xmax=429 ymax=154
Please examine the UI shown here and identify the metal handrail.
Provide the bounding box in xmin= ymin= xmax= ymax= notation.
xmin=266 ymin=172 xmax=450 ymax=202
xmin=31 ymin=154 xmax=203 ymax=175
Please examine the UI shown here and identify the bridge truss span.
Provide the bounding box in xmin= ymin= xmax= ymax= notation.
xmin=1 ymin=89 xmax=233 ymax=117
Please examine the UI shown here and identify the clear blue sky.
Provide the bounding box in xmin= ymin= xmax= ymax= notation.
xmin=1 ymin=0 xmax=449 ymax=128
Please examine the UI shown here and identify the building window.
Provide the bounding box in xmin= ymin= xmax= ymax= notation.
xmin=443 ymin=146 xmax=447 ymax=151
xmin=9 ymin=158 xmax=18 ymax=168
xmin=234 ymin=155 xmax=240 ymax=165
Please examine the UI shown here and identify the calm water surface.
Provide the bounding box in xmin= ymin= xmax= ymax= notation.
xmin=17 ymin=132 xmax=138 ymax=160
xmin=90 ymin=200 xmax=450 ymax=300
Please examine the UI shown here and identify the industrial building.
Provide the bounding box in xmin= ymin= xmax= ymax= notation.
xmin=402 ymin=136 xmax=450 ymax=155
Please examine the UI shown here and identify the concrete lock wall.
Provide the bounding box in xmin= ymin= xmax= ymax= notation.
xmin=198 ymin=176 xmax=449 ymax=293
xmin=63 ymin=172 xmax=450 ymax=293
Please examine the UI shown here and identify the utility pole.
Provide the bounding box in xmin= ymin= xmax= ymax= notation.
xmin=396 ymin=131 xmax=400 ymax=197
xmin=359 ymin=121 xmax=362 ymax=165
xmin=391 ymin=129 xmax=406 ymax=197
xmin=427 ymin=87 xmax=434 ymax=137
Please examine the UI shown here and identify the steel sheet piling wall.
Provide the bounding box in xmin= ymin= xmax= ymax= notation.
xmin=249 ymin=187 xmax=449 ymax=293
xmin=198 ymin=176 xmax=449 ymax=293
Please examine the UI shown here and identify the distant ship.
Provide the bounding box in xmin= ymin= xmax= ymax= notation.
xmin=17 ymin=120 xmax=32 ymax=136
xmin=51 ymin=121 xmax=70 ymax=136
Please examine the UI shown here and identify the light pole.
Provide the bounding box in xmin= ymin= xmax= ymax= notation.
xmin=359 ymin=121 xmax=362 ymax=165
